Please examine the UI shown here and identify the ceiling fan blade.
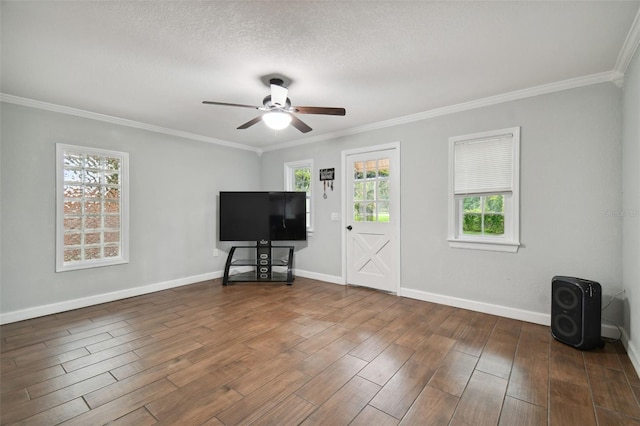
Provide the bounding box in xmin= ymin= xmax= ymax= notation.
xmin=294 ymin=106 xmax=346 ymax=116
xmin=203 ymin=101 xmax=259 ymax=109
xmin=290 ymin=115 xmax=312 ymax=133
xmin=270 ymin=83 xmax=288 ymax=108
xmin=237 ymin=116 xmax=263 ymax=130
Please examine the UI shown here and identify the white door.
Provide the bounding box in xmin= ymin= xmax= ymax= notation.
xmin=344 ymin=144 xmax=400 ymax=293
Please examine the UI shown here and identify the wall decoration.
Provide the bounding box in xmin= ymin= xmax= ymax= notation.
xmin=319 ymin=168 xmax=335 ymax=199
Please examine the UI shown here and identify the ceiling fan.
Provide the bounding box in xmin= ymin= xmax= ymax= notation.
xmin=203 ymin=78 xmax=346 ymax=134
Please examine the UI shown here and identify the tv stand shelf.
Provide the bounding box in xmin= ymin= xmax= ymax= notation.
xmin=222 ymin=241 xmax=294 ymax=285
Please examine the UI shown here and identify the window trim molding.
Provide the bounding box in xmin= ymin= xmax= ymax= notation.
xmin=56 ymin=143 xmax=130 ymax=272
xmin=284 ymin=159 xmax=314 ymax=234
xmin=447 ymin=127 xmax=520 ymax=253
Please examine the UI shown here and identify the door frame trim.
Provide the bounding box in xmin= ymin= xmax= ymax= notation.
xmin=341 ymin=142 xmax=401 ymax=295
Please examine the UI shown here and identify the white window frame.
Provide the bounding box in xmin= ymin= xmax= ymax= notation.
xmin=56 ymin=143 xmax=130 ymax=272
xmin=284 ymin=159 xmax=314 ymax=235
xmin=448 ymin=127 xmax=520 ymax=253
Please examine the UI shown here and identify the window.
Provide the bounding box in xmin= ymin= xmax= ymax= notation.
xmin=56 ymin=144 xmax=129 ymax=271
xmin=284 ymin=159 xmax=313 ymax=233
xmin=352 ymin=158 xmax=390 ymax=222
xmin=448 ymin=127 xmax=520 ymax=252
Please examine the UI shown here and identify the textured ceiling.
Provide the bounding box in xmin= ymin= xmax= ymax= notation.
xmin=2 ymin=1 xmax=639 ymax=150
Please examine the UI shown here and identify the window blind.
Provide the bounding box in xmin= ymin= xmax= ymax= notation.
xmin=454 ymin=135 xmax=514 ymax=195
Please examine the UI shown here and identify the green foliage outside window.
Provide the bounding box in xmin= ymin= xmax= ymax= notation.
xmin=294 ymin=168 xmax=311 ymax=193
xmin=462 ymin=195 xmax=504 ymax=235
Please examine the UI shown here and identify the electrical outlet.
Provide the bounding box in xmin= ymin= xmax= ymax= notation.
xmin=213 ymin=249 xmax=219 ymax=257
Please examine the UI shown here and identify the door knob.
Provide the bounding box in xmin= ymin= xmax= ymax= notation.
xmin=346 ymin=225 xmax=353 ymax=231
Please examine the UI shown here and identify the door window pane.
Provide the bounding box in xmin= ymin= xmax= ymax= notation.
xmin=365 ymin=160 xmax=377 ymax=178
xmin=365 ymin=181 xmax=376 ymax=200
xmin=378 ymin=159 xmax=390 ymax=177
xmin=378 ymin=181 xmax=389 ymax=200
xmin=354 ymin=202 xmax=364 ymax=222
xmin=350 ymin=157 xmax=390 ymax=222
xmin=379 ymin=202 xmax=390 ymax=222
xmin=365 ymin=203 xmax=375 ymax=221
xmin=354 ymin=162 xmax=364 ymax=180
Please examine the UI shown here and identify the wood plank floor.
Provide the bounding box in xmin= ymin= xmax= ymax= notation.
xmin=1 ymin=277 xmax=639 ymax=425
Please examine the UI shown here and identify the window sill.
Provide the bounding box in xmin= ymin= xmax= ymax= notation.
xmin=56 ymin=258 xmax=129 ymax=272
xmin=448 ymin=238 xmax=520 ymax=253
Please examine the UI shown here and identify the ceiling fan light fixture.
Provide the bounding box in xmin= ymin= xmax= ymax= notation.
xmin=263 ymin=111 xmax=292 ymax=130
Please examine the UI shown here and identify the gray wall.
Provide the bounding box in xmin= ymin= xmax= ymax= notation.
xmin=261 ymin=82 xmax=624 ymax=321
xmin=0 ymin=103 xmax=261 ymax=315
xmin=622 ymin=48 xmax=640 ymax=365
xmin=0 ymin=80 xmax=631 ymax=349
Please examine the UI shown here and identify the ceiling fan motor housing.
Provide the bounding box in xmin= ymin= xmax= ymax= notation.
xmin=262 ymin=95 xmax=292 ymax=110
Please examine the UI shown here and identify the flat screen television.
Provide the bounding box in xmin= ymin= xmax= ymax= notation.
xmin=219 ymin=191 xmax=307 ymax=242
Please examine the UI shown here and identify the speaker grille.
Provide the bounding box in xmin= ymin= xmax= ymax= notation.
xmin=552 ymin=282 xmax=582 ymax=345
xmin=554 ymin=286 xmax=580 ymax=310
xmin=552 ymin=313 xmax=579 ymax=340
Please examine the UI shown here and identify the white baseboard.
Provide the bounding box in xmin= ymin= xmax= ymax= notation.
xmin=400 ymin=286 xmax=621 ymax=340
xmin=0 ymin=271 xmax=223 ymax=325
xmin=621 ymin=328 xmax=640 ymax=379
xmin=293 ymin=269 xmax=345 ymax=285
xmin=0 ymin=267 xmax=344 ymax=325
xmin=3 ymin=273 xmax=637 ymax=379
xmin=401 ymin=287 xmax=549 ymax=325
xmin=0 ymin=268 xmax=332 ymax=325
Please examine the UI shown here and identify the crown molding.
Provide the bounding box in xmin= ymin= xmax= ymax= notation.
xmin=0 ymin=93 xmax=261 ymax=154
xmin=614 ymin=7 xmax=640 ymax=77
xmin=1 ymin=70 xmax=619 ymax=155
xmin=262 ymin=71 xmax=616 ymax=153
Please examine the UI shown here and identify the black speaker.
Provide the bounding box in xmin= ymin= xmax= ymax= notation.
xmin=551 ymin=276 xmax=604 ymax=350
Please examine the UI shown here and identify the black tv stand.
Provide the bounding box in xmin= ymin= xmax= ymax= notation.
xmin=222 ymin=240 xmax=294 ymax=285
